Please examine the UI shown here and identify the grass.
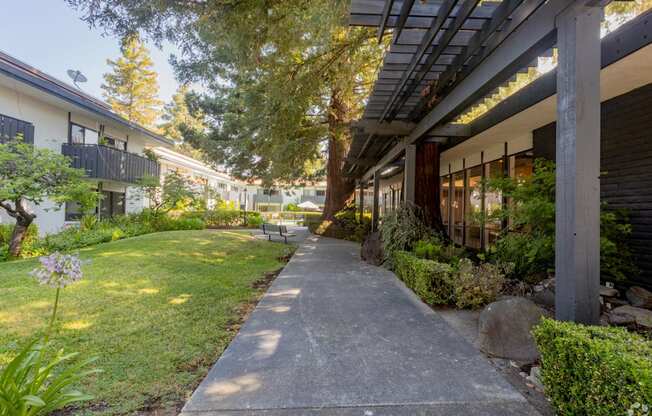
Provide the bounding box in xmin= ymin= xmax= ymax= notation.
xmin=0 ymin=229 xmax=293 ymax=414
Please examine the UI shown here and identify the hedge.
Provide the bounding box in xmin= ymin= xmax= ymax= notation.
xmin=393 ymin=251 xmax=454 ymax=305
xmin=533 ymin=318 xmax=652 ymax=416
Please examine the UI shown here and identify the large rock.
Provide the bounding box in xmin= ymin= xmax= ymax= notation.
xmin=361 ymin=231 xmax=384 ymax=266
xmin=626 ymin=286 xmax=652 ymax=309
xmin=612 ymin=305 xmax=652 ymax=328
xmin=478 ymin=297 xmax=547 ymax=363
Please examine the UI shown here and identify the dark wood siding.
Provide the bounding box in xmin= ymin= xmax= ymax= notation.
xmin=0 ymin=113 xmax=34 ymax=144
xmin=533 ymin=83 xmax=652 ymax=287
xmin=415 ymin=142 xmax=442 ymax=228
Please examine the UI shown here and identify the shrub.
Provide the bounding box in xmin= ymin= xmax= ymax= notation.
xmin=309 ymin=203 xmax=370 ymax=243
xmin=452 ymin=259 xmax=507 ymax=309
xmin=380 ymin=203 xmax=434 ymax=267
xmin=485 ymin=158 xmax=638 ymax=283
xmin=393 ymin=251 xmax=455 ymax=305
xmin=201 ymin=209 xmax=242 ymax=228
xmin=413 ymin=238 xmax=443 ymax=260
xmin=533 ymin=318 xmax=652 ymax=416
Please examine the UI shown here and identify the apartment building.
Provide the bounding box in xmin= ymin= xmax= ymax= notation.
xmin=0 ymin=51 xmax=174 ymax=234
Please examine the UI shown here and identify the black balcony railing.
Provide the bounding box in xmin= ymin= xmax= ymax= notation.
xmin=61 ymin=143 xmax=159 ymax=184
xmin=0 ymin=113 xmax=34 ymax=144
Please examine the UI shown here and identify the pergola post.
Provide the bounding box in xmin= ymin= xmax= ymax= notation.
xmin=404 ymin=144 xmax=416 ymax=204
xmin=358 ymin=181 xmax=365 ymax=220
xmin=372 ymin=172 xmax=380 ymax=232
xmin=555 ymin=3 xmax=601 ymax=324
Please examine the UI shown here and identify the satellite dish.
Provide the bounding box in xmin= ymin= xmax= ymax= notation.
xmin=67 ymin=69 xmax=87 ymax=88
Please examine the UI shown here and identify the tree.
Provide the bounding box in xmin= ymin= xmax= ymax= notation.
xmin=66 ymin=0 xmax=386 ymax=219
xmin=136 ymin=171 xmax=198 ymax=214
xmin=102 ymin=34 xmax=163 ymax=129
xmin=0 ymin=138 xmax=86 ymax=257
xmin=160 ymin=84 xmax=205 ymax=141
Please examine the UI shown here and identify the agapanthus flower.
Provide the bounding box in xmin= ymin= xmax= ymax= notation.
xmin=30 ymin=252 xmax=85 ymax=288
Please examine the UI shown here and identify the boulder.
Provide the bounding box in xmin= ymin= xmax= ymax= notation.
xmin=600 ymin=285 xmax=619 ymax=298
xmin=478 ymin=297 xmax=548 ymax=363
xmin=361 ymin=231 xmax=384 ymax=266
xmin=612 ymin=305 xmax=652 ymax=328
xmin=607 ymin=310 xmax=636 ymax=326
xmin=626 ymin=286 xmax=652 ymax=309
xmin=531 ymin=288 xmax=555 ymax=309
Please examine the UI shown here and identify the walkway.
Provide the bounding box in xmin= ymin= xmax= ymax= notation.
xmin=181 ymin=236 xmax=539 ymax=415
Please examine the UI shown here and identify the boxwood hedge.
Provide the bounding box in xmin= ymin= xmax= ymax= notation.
xmin=533 ymin=318 xmax=652 ymax=416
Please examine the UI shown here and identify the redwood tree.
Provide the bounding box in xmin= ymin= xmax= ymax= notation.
xmin=67 ymin=0 xmax=386 ymax=218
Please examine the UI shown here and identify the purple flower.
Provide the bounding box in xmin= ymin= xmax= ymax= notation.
xmin=30 ymin=252 xmax=86 ymax=288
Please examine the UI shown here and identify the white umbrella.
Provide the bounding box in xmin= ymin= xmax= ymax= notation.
xmin=297 ymin=201 xmax=320 ymax=211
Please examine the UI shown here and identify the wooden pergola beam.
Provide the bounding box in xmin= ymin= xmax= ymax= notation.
xmin=410 ymin=0 xmax=531 ymax=119
xmin=377 ymin=0 xmax=395 ymax=42
xmin=381 ymin=0 xmax=461 ymax=121
xmin=389 ymin=0 xmax=482 ymax=121
xmin=393 ymin=0 xmax=417 ymax=44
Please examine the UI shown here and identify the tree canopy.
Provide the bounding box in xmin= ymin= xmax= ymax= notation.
xmin=159 ymin=84 xmax=205 ymax=142
xmin=102 ymin=34 xmax=163 ymax=129
xmin=67 ymin=0 xmax=386 ymax=217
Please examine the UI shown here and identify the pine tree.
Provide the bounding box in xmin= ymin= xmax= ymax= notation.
xmin=102 ymin=34 xmax=162 ymax=129
xmin=160 ymin=84 xmax=205 ymax=141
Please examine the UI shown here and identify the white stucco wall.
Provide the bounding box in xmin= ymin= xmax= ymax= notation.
xmin=0 ymin=79 xmax=163 ymax=235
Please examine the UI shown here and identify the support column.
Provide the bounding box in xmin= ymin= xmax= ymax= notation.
xmin=415 ymin=142 xmax=442 ymax=229
xmin=555 ymin=3 xmax=601 ymax=324
xmin=358 ymin=181 xmax=365 ymax=220
xmin=372 ymin=172 xmax=380 ymax=232
xmin=404 ymin=144 xmax=416 ymax=204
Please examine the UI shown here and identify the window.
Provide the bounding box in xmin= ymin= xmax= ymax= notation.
xmin=484 ymin=159 xmax=505 ymax=247
xmin=70 ymin=123 xmax=99 ymax=145
xmin=65 ymin=200 xmax=85 ymax=221
xmin=510 ymin=151 xmax=534 ymax=181
xmin=440 ymin=175 xmax=451 ymax=230
xmin=465 ymin=165 xmax=482 ymax=249
xmin=103 ymin=136 xmax=127 ymax=151
xmin=452 ymin=172 xmax=465 ymax=245
xmin=100 ymin=191 xmax=126 ymax=219
xmin=316 ymin=189 xmax=326 ymax=197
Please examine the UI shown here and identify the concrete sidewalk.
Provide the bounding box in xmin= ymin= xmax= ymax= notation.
xmin=181 ymin=236 xmax=540 ymax=415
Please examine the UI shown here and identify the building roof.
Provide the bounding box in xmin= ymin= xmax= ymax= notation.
xmin=346 ymin=1 xmax=652 ymax=180
xmin=0 ymin=50 xmax=174 ymax=146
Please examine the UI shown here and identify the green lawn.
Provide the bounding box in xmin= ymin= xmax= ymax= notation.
xmin=0 ymin=230 xmax=292 ymax=414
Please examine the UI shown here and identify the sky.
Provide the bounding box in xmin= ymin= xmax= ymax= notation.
xmin=0 ymin=0 xmax=181 ymax=104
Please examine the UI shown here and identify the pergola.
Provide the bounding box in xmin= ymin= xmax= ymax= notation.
xmin=347 ymin=0 xmax=634 ymax=324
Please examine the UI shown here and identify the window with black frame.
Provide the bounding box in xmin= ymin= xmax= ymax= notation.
xmin=465 ymin=165 xmax=483 ymax=249
xmin=484 ymin=158 xmax=505 ymax=247
xmin=452 ymin=172 xmax=465 ymax=245
xmin=70 ymin=123 xmax=99 ymax=145
xmin=440 ymin=175 xmax=451 ymax=233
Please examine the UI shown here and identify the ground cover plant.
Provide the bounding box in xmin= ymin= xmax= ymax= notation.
xmin=0 ymin=230 xmax=292 ymax=414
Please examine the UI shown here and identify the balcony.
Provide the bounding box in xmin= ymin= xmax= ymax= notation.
xmin=301 ymin=194 xmax=326 ymax=206
xmin=62 ymin=144 xmax=159 ymax=184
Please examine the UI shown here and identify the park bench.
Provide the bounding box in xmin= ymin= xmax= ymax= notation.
xmin=261 ymin=223 xmax=295 ymax=244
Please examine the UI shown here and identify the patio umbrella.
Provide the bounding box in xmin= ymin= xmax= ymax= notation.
xmin=297 ymin=201 xmax=320 ymax=211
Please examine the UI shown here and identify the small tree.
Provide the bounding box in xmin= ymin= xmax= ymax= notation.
xmin=136 ymin=171 xmax=198 ymax=214
xmin=67 ymin=182 xmax=103 ymax=230
xmin=0 ymin=138 xmax=86 ymax=257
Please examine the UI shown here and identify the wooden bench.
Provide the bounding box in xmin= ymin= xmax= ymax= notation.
xmin=261 ymin=223 xmax=296 ymax=244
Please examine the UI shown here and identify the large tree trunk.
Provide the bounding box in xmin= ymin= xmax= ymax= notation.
xmin=4 ymin=199 xmax=36 ymax=258
xmin=9 ymin=218 xmax=31 ymax=258
xmin=322 ymin=88 xmax=355 ymax=220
